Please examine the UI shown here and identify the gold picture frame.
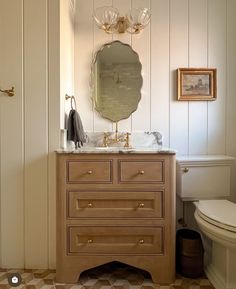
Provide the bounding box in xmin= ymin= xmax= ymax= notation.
xmin=177 ymin=68 xmax=217 ymax=101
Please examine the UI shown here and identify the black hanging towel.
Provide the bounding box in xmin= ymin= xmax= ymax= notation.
xmin=67 ymin=96 xmax=86 ymax=149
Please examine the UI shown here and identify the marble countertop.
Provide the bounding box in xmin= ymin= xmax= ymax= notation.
xmin=56 ymin=147 xmax=176 ymax=154
xmin=57 ymin=131 xmax=177 ymax=154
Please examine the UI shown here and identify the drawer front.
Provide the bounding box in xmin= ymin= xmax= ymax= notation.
xmin=67 ymin=160 xmax=112 ymax=183
xmin=68 ymin=226 xmax=164 ymax=254
xmin=68 ymin=191 xmax=164 ymax=219
xmin=119 ymin=160 xmax=164 ymax=183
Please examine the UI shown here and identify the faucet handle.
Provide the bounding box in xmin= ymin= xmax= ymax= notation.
xmin=103 ymin=132 xmax=110 ymax=147
xmin=124 ymin=132 xmax=131 ymax=148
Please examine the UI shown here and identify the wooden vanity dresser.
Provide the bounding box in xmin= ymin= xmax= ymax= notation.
xmin=56 ymin=151 xmax=176 ymax=284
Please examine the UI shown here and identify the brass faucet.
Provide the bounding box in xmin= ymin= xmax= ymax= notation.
xmin=103 ymin=123 xmax=131 ymax=148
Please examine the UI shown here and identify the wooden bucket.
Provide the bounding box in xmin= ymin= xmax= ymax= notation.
xmin=176 ymin=229 xmax=204 ymax=278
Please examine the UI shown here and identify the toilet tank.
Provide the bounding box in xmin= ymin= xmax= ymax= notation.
xmin=176 ymin=155 xmax=235 ymax=201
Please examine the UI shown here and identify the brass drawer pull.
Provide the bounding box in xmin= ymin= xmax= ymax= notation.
xmin=183 ymin=167 xmax=189 ymax=173
xmin=138 ymin=170 xmax=145 ymax=175
xmin=87 ymin=203 xmax=93 ymax=208
xmin=87 ymin=170 xmax=93 ymax=175
xmin=138 ymin=203 xmax=145 ymax=208
xmin=87 ymin=239 xmax=93 ymax=243
xmin=139 ymin=239 xmax=144 ymax=244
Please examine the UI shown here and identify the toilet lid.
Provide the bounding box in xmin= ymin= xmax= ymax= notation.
xmin=196 ymin=200 xmax=236 ymax=233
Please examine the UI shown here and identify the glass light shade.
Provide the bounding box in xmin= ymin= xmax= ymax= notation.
xmin=126 ymin=8 xmax=151 ymax=33
xmin=93 ymin=6 xmax=119 ymax=33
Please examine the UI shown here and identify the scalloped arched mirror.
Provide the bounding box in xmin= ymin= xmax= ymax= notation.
xmin=91 ymin=41 xmax=142 ymax=122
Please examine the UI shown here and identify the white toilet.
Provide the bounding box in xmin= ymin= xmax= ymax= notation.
xmin=177 ymin=155 xmax=236 ymax=289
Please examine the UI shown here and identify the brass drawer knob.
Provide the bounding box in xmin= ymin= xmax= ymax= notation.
xmin=139 ymin=239 xmax=144 ymax=244
xmin=87 ymin=170 xmax=93 ymax=175
xmin=138 ymin=203 xmax=145 ymax=208
xmin=183 ymin=167 xmax=189 ymax=173
xmin=87 ymin=203 xmax=93 ymax=208
xmin=87 ymin=239 xmax=93 ymax=243
xmin=138 ymin=170 xmax=145 ymax=175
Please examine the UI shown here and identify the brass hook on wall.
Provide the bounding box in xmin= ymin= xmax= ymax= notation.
xmin=65 ymin=94 xmax=77 ymax=110
xmin=0 ymin=86 xmax=15 ymax=97
xmin=65 ymin=94 xmax=72 ymax=100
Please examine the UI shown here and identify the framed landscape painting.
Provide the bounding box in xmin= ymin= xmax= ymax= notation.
xmin=177 ymin=68 xmax=217 ymax=101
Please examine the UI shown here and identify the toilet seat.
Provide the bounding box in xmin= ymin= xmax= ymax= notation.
xmin=195 ymin=200 xmax=236 ymax=233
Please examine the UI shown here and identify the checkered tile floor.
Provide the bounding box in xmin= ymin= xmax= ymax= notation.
xmin=0 ymin=262 xmax=215 ymax=289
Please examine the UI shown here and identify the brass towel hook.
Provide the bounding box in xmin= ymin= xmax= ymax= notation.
xmin=0 ymin=86 xmax=15 ymax=97
xmin=65 ymin=94 xmax=77 ymax=110
xmin=65 ymin=94 xmax=72 ymax=100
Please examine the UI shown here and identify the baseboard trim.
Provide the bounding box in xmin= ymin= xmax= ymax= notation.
xmin=205 ymin=264 xmax=226 ymax=289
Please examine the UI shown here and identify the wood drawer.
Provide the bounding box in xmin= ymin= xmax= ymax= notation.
xmin=67 ymin=160 xmax=112 ymax=183
xmin=68 ymin=226 xmax=164 ymax=254
xmin=67 ymin=191 xmax=164 ymax=219
xmin=119 ymin=160 xmax=164 ymax=183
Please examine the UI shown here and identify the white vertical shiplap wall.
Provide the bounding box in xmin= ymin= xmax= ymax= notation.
xmin=226 ymin=0 xmax=236 ymax=157
xmin=60 ymin=0 xmax=75 ymax=127
xmin=74 ymin=0 xmax=94 ymax=131
xmin=24 ymin=0 xmax=49 ymax=268
xmin=74 ymin=0 xmax=236 ymax=157
xmin=226 ymin=0 xmax=236 ymax=202
xmin=150 ymin=0 xmax=170 ymax=147
xmin=169 ymin=0 xmax=189 ymax=155
xmin=188 ymin=0 xmax=208 ymax=155
xmin=207 ymin=0 xmax=227 ymax=154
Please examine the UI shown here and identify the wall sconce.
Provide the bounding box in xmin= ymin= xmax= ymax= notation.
xmin=93 ymin=6 xmax=151 ymax=34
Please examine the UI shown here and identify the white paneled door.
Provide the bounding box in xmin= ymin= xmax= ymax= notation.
xmin=0 ymin=0 xmax=60 ymax=269
xmin=0 ymin=0 xmax=24 ymax=268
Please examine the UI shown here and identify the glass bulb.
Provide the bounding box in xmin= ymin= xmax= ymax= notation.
xmin=126 ymin=8 xmax=151 ymax=33
xmin=93 ymin=6 xmax=119 ymax=33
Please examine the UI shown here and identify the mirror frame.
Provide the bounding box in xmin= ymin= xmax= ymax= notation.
xmin=90 ymin=40 xmax=143 ymax=122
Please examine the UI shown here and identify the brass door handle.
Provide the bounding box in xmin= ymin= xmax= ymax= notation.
xmin=183 ymin=167 xmax=189 ymax=173
xmin=0 ymin=86 xmax=15 ymax=97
